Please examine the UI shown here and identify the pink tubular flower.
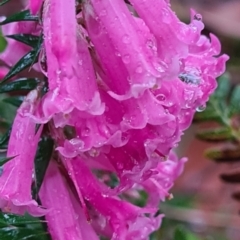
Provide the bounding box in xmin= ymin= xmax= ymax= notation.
xmin=39 ymin=160 xmax=99 ymax=240
xmin=83 ymin=0 xmax=164 ymax=98
xmin=32 ymin=0 xmax=104 ymax=123
xmin=0 ymin=91 xmax=45 ymax=216
xmin=0 ymin=0 xmax=228 ymax=239
xmin=63 ymin=157 xmax=162 ymax=240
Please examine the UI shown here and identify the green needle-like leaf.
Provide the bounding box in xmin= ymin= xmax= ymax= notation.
xmin=0 ymin=0 xmax=10 ymax=6
xmin=0 ymin=212 xmax=49 ymax=240
xmin=0 ymin=10 xmax=38 ymax=25
xmin=1 ymin=49 xmax=39 ymax=83
xmin=6 ymin=34 xmax=40 ymax=48
xmin=33 ymin=136 xmax=54 ymax=198
xmin=0 ymin=156 xmax=15 ymax=166
xmin=0 ymin=78 xmax=40 ymax=93
xmin=194 ymin=74 xmax=232 ymax=125
xmin=3 ymin=96 xmax=24 ymax=108
xmin=196 ymin=127 xmax=232 ymax=142
xmin=205 ymin=145 xmax=240 ymax=162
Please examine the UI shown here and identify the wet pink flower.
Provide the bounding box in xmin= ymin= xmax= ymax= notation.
xmin=0 ymin=91 xmax=45 ymax=216
xmin=0 ymin=0 xmax=228 ymax=239
xmin=31 ymin=0 xmax=104 ymax=123
xmin=39 ymin=160 xmax=99 ymax=240
xmin=63 ymin=156 xmax=162 ymax=240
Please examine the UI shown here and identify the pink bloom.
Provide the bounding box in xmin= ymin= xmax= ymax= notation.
xmin=32 ymin=0 xmax=104 ymax=123
xmin=1 ymin=0 xmax=228 ymax=239
xmin=142 ymin=152 xmax=187 ymax=207
xmin=83 ymin=0 xmax=164 ymax=99
xmin=39 ymin=160 xmax=98 ymax=240
xmin=0 ymin=91 xmax=45 ymax=216
xmin=64 ymin=157 xmax=162 ymax=240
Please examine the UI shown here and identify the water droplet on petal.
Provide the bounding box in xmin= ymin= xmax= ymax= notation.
xmin=122 ymin=34 xmax=130 ymax=44
xmin=99 ymin=9 xmax=107 ymax=16
xmin=56 ymin=69 xmax=61 ymax=75
xmin=196 ymin=104 xmax=206 ymax=112
xmin=122 ymin=54 xmax=130 ymax=64
xmin=136 ymin=66 xmax=143 ymax=73
xmin=156 ymin=94 xmax=166 ymax=101
xmin=82 ymin=127 xmax=90 ymax=137
xmin=117 ymin=162 xmax=123 ymax=169
xmin=89 ymin=148 xmax=100 ymax=157
xmin=115 ymin=52 xmax=121 ymax=57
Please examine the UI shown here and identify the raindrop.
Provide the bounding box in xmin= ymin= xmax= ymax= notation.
xmin=82 ymin=127 xmax=90 ymax=137
xmin=156 ymin=94 xmax=166 ymax=101
xmin=99 ymin=9 xmax=107 ymax=16
xmin=117 ymin=162 xmax=123 ymax=169
xmin=122 ymin=54 xmax=130 ymax=64
xmin=146 ymin=40 xmax=155 ymax=49
xmin=56 ymin=69 xmax=61 ymax=75
xmin=122 ymin=34 xmax=130 ymax=44
xmin=89 ymin=148 xmax=100 ymax=157
xmin=196 ymin=105 xmax=206 ymax=112
xmin=115 ymin=52 xmax=121 ymax=57
xmin=136 ymin=66 xmax=143 ymax=73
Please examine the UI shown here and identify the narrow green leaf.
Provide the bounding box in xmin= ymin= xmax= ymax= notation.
xmin=30 ymin=33 xmax=43 ymax=68
xmin=1 ymin=49 xmax=38 ymax=83
xmin=0 ymin=0 xmax=10 ymax=6
xmin=195 ymin=75 xmax=232 ymax=125
xmin=0 ymin=212 xmax=49 ymax=240
xmin=6 ymin=34 xmax=39 ymax=48
xmin=205 ymin=145 xmax=240 ymax=162
xmin=194 ymin=110 xmax=220 ymax=123
xmin=196 ymin=127 xmax=232 ymax=142
xmin=0 ymin=156 xmax=16 ymax=166
xmin=0 ymin=10 xmax=38 ymax=25
xmin=33 ymin=136 xmax=54 ymax=197
xmin=0 ymin=78 xmax=39 ymax=93
xmin=3 ymin=96 xmax=24 ymax=107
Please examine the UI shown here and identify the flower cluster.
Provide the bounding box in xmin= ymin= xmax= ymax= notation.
xmin=0 ymin=0 xmax=228 ymax=239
